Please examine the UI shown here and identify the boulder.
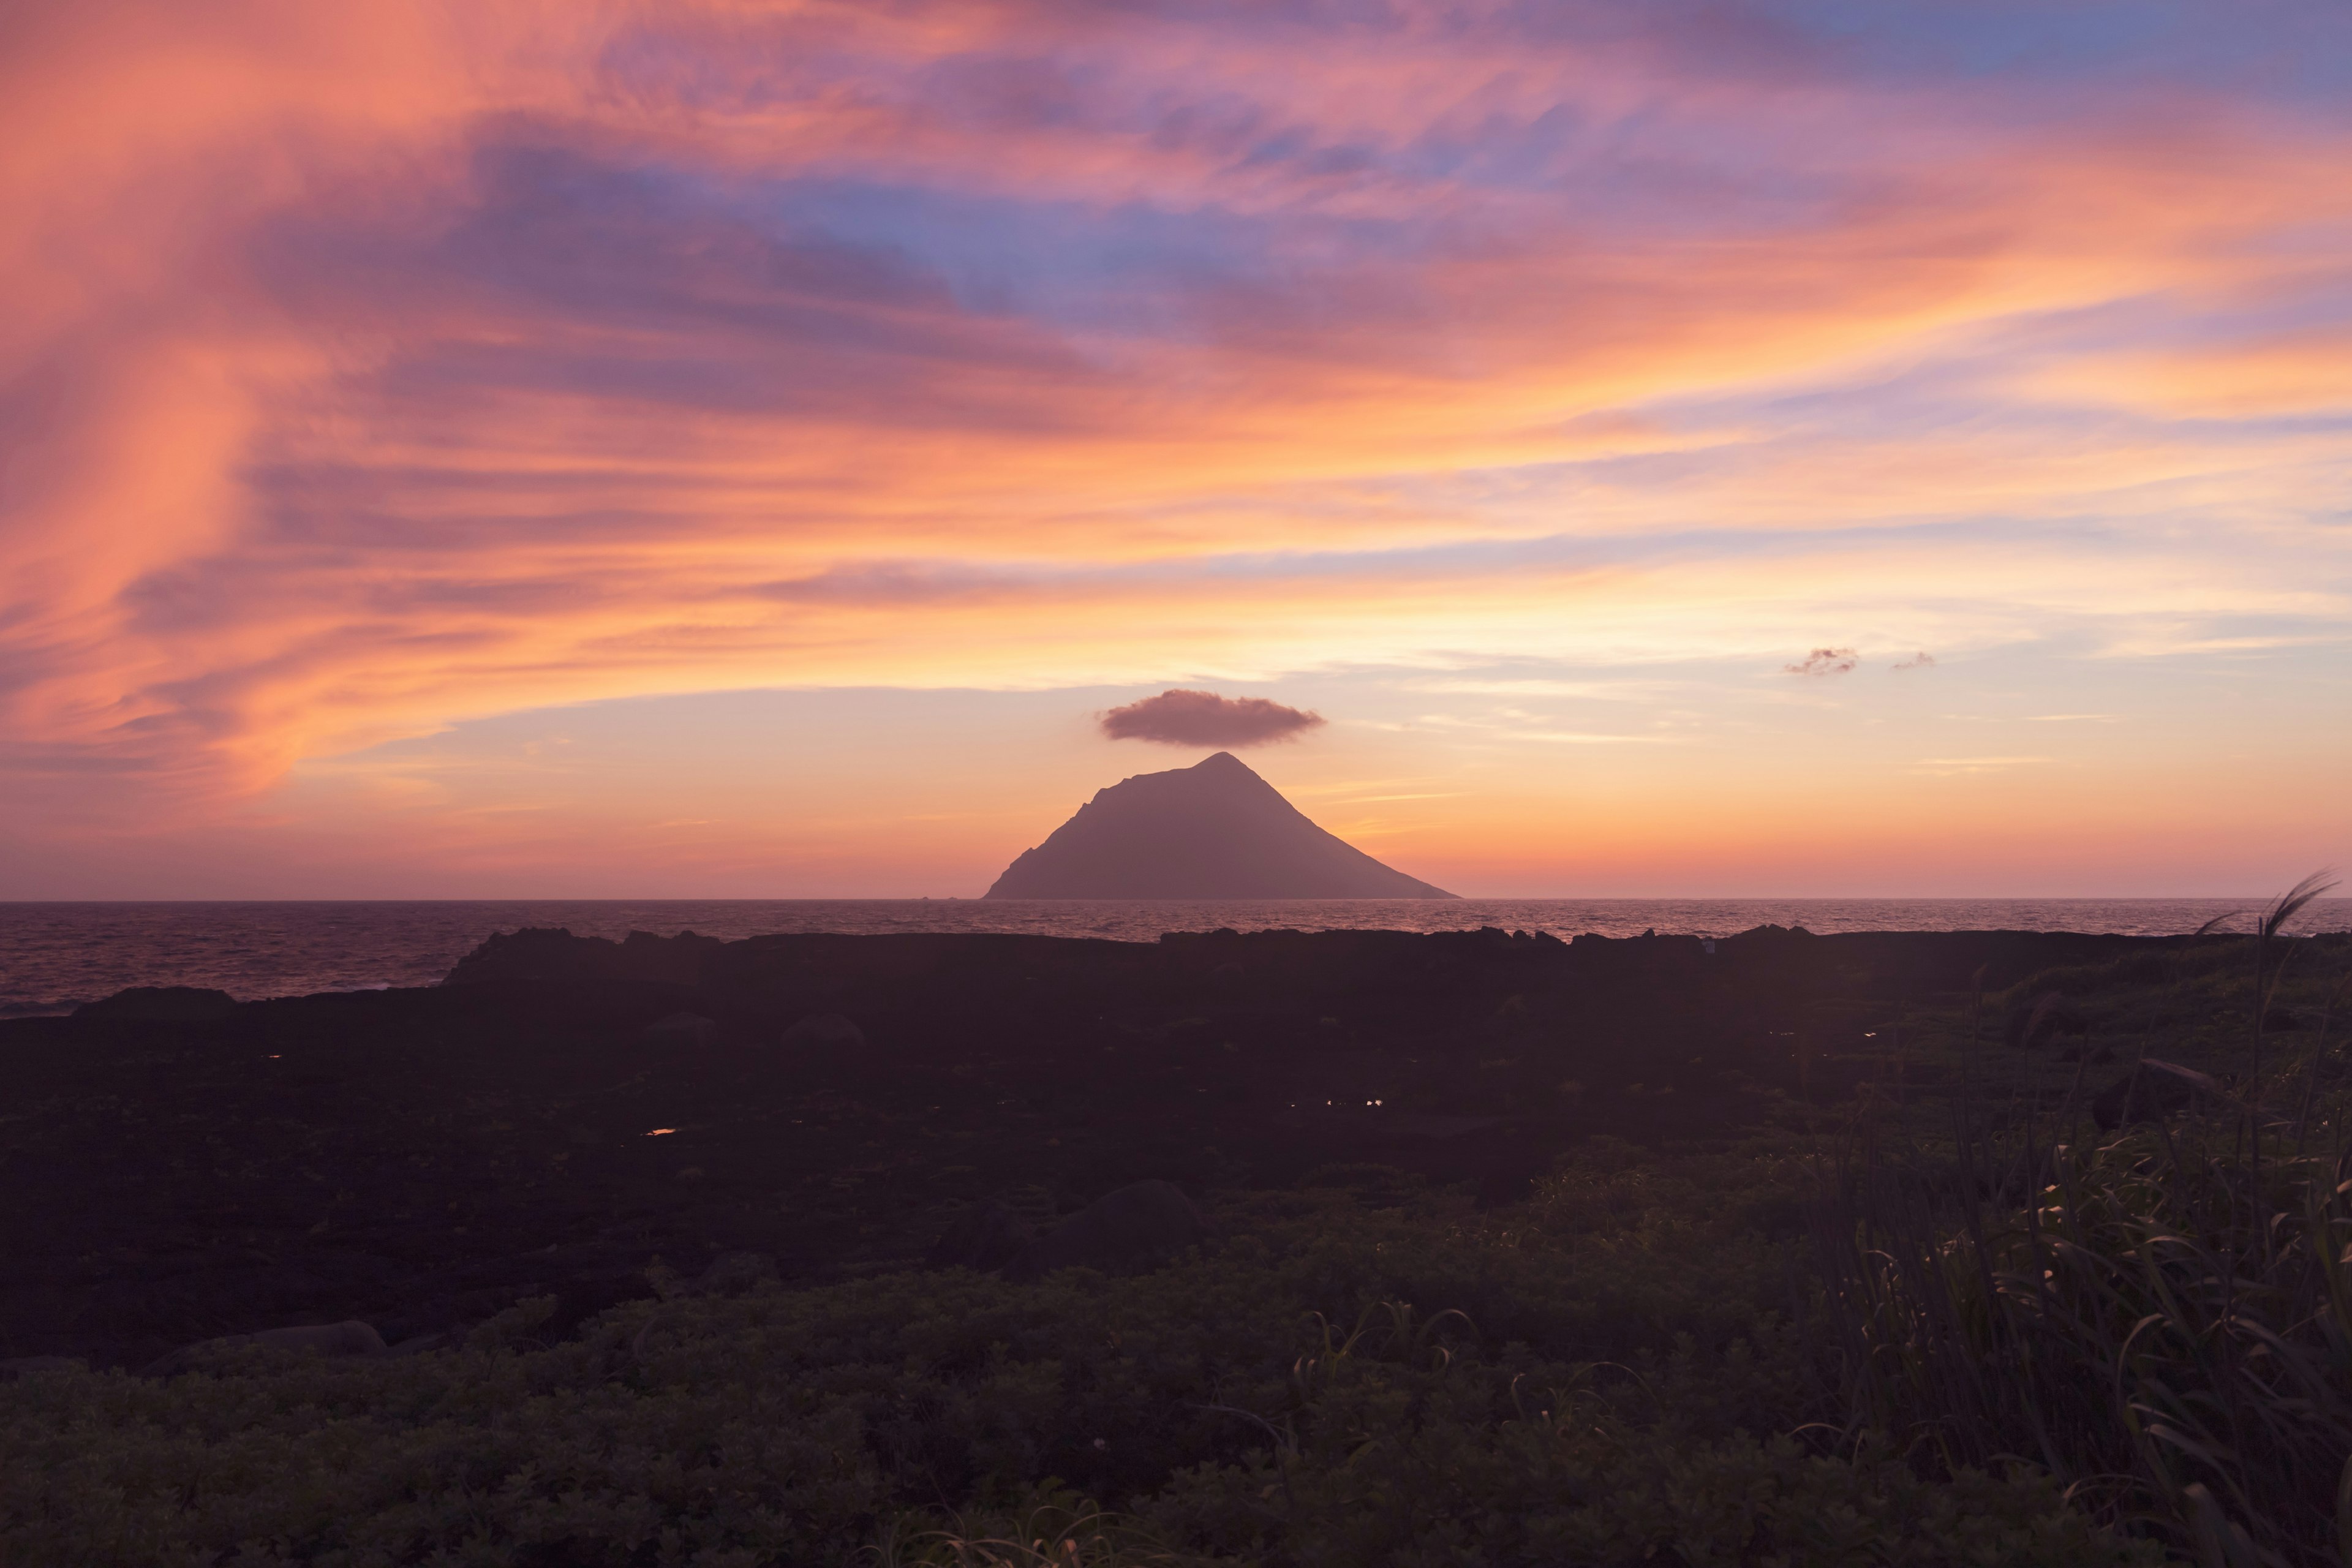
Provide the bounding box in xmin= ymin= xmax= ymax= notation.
xmin=927 ymin=1200 xmax=1036 ymax=1272
xmin=644 ymin=1011 xmax=717 ymax=1045
xmin=74 ymin=986 xmax=238 ymax=1022
xmin=782 ymin=1012 xmax=864 ymax=1049
xmin=143 ymin=1319 xmax=386 ymax=1377
xmin=2008 ymin=991 xmax=2091 ymax=1050
xmin=0 ymin=1355 xmax=84 ymax=1381
xmin=695 ymin=1251 xmax=777 ymax=1295
xmin=2092 ymin=1059 xmax=2232 ymax=1131
xmin=1003 ymin=1180 xmax=1206 ymax=1283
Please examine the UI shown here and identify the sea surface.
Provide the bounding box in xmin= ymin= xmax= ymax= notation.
xmin=4 ymin=897 xmax=2347 ymax=1018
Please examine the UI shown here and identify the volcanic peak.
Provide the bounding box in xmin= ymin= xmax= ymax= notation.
xmin=984 ymin=750 xmax=1455 ymax=899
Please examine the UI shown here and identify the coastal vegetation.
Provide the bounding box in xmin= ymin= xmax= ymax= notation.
xmin=4 ymin=900 xmax=2350 ymax=1566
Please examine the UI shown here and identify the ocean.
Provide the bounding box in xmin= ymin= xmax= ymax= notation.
xmin=3 ymin=897 xmax=2346 ymax=1018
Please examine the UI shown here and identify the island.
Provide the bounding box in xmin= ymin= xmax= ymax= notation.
xmin=984 ymin=750 xmax=1457 ymax=899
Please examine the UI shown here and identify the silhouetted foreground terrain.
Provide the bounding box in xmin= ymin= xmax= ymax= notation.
xmin=2 ymin=922 xmax=2157 ymax=1367
xmin=5 ymin=920 xmax=2349 ymax=1564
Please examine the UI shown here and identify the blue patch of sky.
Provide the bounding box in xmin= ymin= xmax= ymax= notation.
xmin=1757 ymin=0 xmax=2352 ymax=100
xmin=706 ymin=146 xmax=1861 ymax=337
xmin=718 ymin=178 xmax=1406 ymax=333
xmin=1763 ymin=0 xmax=2190 ymax=76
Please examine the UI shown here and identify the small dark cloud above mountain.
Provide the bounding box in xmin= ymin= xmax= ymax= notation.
xmin=1099 ymin=688 xmax=1326 ymax=747
xmin=1893 ymin=651 xmax=1936 ymax=671
xmin=1785 ymin=647 xmax=1859 ymax=677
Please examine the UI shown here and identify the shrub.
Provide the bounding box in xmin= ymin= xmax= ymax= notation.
xmin=0 ymin=1185 xmax=2146 ymax=1566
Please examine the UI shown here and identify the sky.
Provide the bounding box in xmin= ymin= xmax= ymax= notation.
xmin=4 ymin=0 xmax=2350 ymax=899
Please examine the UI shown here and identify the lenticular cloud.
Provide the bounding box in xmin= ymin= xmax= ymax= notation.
xmin=1100 ymin=689 xmax=1325 ymax=747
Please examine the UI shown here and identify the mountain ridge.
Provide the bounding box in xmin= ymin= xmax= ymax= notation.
xmin=984 ymin=750 xmax=1456 ymax=899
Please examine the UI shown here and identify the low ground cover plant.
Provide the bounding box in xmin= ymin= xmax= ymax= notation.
xmin=0 ymin=1183 xmax=2151 ymax=1567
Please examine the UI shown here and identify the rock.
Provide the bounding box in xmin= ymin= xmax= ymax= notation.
xmin=782 ymin=1012 xmax=864 ymax=1049
xmin=644 ymin=1011 xmax=717 ymax=1044
xmin=614 ymin=929 xmax=722 ymax=986
xmin=443 ymin=926 xmax=724 ymax=987
xmin=441 ymin=927 xmax=598 ymax=986
xmin=2008 ymin=991 xmax=2091 ymax=1049
xmin=74 ymin=986 xmax=238 ymax=1022
xmin=1003 ymin=1180 xmax=1206 ymax=1283
xmin=927 ymin=1200 xmax=1036 ymax=1272
xmin=143 ymin=1319 xmax=386 ymax=1377
xmin=2092 ymin=1059 xmax=2232 ymax=1131
xmin=543 ymin=1272 xmax=658 ymax=1337
xmin=695 ymin=1251 xmax=777 ymax=1295
xmin=0 ymin=1355 xmax=84 ymax=1381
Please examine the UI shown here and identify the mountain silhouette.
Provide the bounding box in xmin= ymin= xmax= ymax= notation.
xmin=984 ymin=752 xmax=1457 ymax=899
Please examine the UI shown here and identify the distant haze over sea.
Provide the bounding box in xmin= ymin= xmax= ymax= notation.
xmin=4 ymin=899 xmax=2347 ymax=1019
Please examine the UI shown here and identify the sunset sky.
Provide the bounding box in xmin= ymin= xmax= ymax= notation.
xmin=5 ymin=0 xmax=2350 ymax=898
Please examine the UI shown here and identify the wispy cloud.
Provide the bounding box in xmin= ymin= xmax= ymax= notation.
xmin=4 ymin=0 xmax=2352 ymax=887
xmin=1913 ymin=756 xmax=2050 ymax=774
xmin=1786 ymin=648 xmax=1860 ymax=677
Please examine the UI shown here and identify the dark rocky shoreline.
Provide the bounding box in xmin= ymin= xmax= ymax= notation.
xmin=0 ymin=924 xmax=2198 ymax=1370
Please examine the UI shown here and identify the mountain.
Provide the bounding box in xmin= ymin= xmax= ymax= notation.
xmin=984 ymin=751 xmax=1457 ymax=899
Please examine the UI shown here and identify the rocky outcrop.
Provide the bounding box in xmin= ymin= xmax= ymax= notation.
xmin=0 ymin=1356 xmax=84 ymax=1381
xmin=927 ymin=1200 xmax=1036 ymax=1272
xmin=782 ymin=1012 xmax=864 ymax=1049
xmin=1003 ymin=1180 xmax=1207 ymax=1281
xmin=644 ymin=1011 xmax=717 ymax=1044
xmin=986 ymin=751 xmax=1454 ymax=899
xmin=443 ymin=927 xmax=724 ymax=987
xmin=2008 ymin=991 xmax=2092 ymax=1050
xmin=143 ymin=1319 xmax=386 ymax=1377
xmin=74 ymin=986 xmax=238 ymax=1022
xmin=694 ymin=1251 xmax=777 ymax=1295
xmin=2092 ymin=1059 xmax=2233 ymax=1131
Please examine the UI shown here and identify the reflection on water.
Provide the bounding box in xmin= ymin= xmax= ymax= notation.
xmin=2 ymin=896 xmax=2345 ymax=1017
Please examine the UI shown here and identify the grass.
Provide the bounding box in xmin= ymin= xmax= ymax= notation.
xmin=871 ymin=1493 xmax=1180 ymax=1567
xmin=1811 ymin=877 xmax=2352 ymax=1566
